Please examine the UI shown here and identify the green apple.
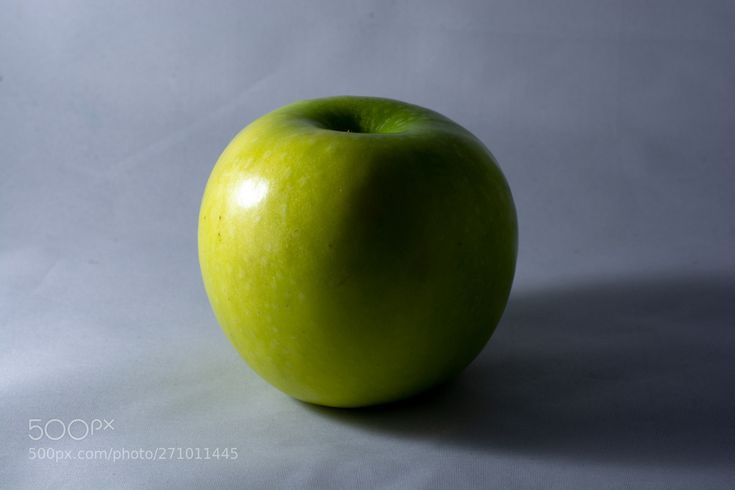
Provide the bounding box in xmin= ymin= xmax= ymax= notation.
xmin=198 ymin=96 xmax=517 ymax=408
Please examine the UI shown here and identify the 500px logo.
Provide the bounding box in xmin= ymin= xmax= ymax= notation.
xmin=28 ymin=418 xmax=115 ymax=441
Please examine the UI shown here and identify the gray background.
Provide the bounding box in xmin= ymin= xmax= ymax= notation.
xmin=2 ymin=0 xmax=734 ymax=488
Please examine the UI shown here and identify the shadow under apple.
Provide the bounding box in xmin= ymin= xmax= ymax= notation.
xmin=300 ymin=273 xmax=735 ymax=467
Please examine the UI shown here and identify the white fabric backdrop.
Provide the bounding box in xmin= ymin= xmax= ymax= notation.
xmin=2 ymin=1 xmax=734 ymax=488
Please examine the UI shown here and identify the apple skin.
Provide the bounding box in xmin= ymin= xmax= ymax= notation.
xmin=199 ymin=96 xmax=517 ymax=408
